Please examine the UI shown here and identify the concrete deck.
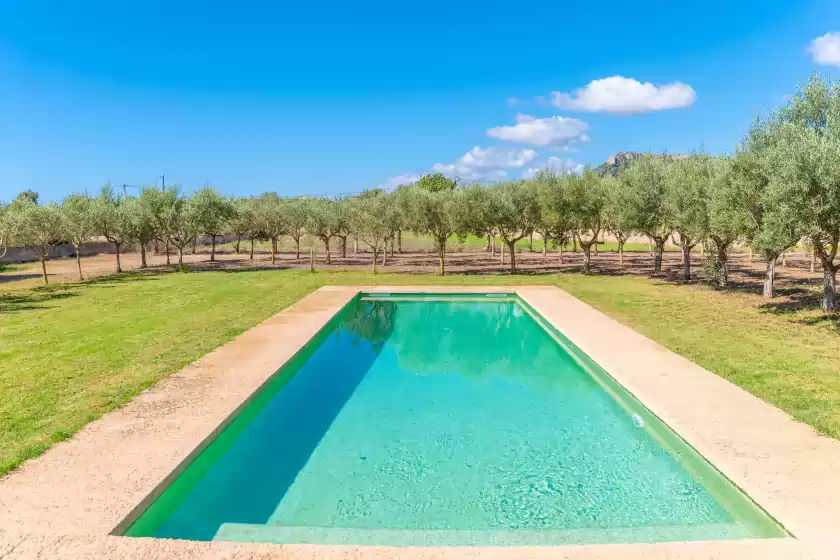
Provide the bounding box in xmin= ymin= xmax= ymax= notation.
xmin=1 ymin=285 xmax=838 ymax=559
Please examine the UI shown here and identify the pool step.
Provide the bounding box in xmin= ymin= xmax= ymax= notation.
xmin=213 ymin=521 xmax=751 ymax=546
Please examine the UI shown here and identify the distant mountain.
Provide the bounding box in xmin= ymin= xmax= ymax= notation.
xmin=595 ymin=151 xmax=689 ymax=177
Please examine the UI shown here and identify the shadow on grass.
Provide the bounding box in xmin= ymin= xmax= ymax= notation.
xmin=0 ymin=273 xmax=43 ymax=284
xmin=0 ymin=286 xmax=78 ymax=313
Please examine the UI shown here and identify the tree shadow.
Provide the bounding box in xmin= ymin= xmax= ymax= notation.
xmin=0 ymin=286 xmax=78 ymax=314
xmin=0 ymin=273 xmax=43 ymax=284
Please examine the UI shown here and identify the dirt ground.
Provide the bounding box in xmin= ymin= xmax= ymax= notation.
xmin=0 ymin=243 xmax=826 ymax=302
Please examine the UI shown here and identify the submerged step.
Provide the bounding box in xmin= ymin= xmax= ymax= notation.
xmin=213 ymin=522 xmax=752 ymax=546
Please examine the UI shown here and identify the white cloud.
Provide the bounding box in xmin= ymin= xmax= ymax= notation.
xmin=523 ymin=157 xmax=584 ymax=178
xmin=551 ymin=76 xmax=696 ymax=114
xmin=377 ymin=173 xmax=421 ymax=191
xmin=486 ymin=114 xmax=590 ymax=147
xmin=432 ymin=146 xmax=538 ymax=180
xmin=810 ymin=32 xmax=840 ymax=66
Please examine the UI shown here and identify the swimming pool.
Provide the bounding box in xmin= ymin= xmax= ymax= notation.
xmin=123 ymin=293 xmax=785 ymax=546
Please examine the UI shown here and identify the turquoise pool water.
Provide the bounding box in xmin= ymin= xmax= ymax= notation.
xmin=125 ymin=294 xmax=784 ymax=545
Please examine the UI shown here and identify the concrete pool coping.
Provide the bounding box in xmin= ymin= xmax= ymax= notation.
xmin=0 ymin=285 xmax=837 ymax=559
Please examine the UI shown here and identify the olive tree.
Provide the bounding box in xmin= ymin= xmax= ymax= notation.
xmin=565 ymin=172 xmax=607 ymax=273
xmin=621 ymin=156 xmax=673 ymax=273
xmin=705 ymin=157 xmax=750 ymax=287
xmin=305 ymin=198 xmax=340 ymax=264
xmin=191 ymin=186 xmax=234 ymax=262
xmin=140 ymin=185 xmax=181 ymax=266
xmin=603 ymin=175 xmax=634 ymax=267
xmin=533 ymin=168 xmax=570 ymax=260
xmin=91 ymin=186 xmax=138 ymax=273
xmin=253 ymin=193 xmax=286 ymax=264
xmin=774 ymin=75 xmax=840 ymax=311
xmin=406 ymin=188 xmax=463 ymax=275
xmin=332 ymin=198 xmax=352 ymax=258
xmin=350 ymin=191 xmax=396 ymax=273
xmin=229 ymin=197 xmax=257 ymax=256
xmin=5 ymin=200 xmax=64 ymax=284
xmin=485 ymin=181 xmax=540 ymax=274
xmin=731 ymin=118 xmax=800 ymax=298
xmin=283 ymin=198 xmax=307 ymax=260
xmin=167 ymin=193 xmax=200 ymax=270
xmin=666 ymin=155 xmax=710 ymax=281
xmin=60 ymin=193 xmax=96 ymax=280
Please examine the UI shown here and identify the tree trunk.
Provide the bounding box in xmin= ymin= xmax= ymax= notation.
xmin=210 ymin=235 xmax=216 ymax=262
xmin=811 ymin=249 xmax=816 ymax=273
xmin=191 ymin=238 xmax=196 ymax=254
xmin=572 ymin=233 xmax=578 ymax=252
xmin=782 ymin=251 xmax=787 ymax=268
xmin=153 ymin=240 xmax=160 ymax=254
xmin=75 ymin=246 xmax=83 ymax=280
xmin=178 ymin=247 xmax=185 ymax=270
xmin=485 ymin=234 xmax=491 ymax=253
xmin=681 ymin=245 xmax=691 ymax=281
xmin=271 ymin=238 xmax=277 ymax=264
xmin=715 ymin=243 xmax=729 ymax=288
xmin=558 ymin=244 xmax=564 ymax=264
xmin=309 ymin=241 xmax=315 ymax=272
xmin=165 ymin=239 xmax=171 ymax=265
xmin=324 ymin=237 xmax=331 ymax=264
xmin=382 ymin=245 xmax=387 ymax=267
xmin=582 ymin=245 xmax=592 ymax=273
xmin=340 ymin=237 xmax=347 ymax=258
xmin=250 ymin=238 xmax=255 ymax=260
xmin=594 ymin=238 xmax=598 ymax=254
xmin=114 ymin=243 xmax=122 ymax=273
xmin=235 ymin=235 xmax=241 ymax=254
xmin=354 ymin=238 xmax=358 ymax=255
xmin=390 ymin=236 xmax=395 ymax=258
xmin=821 ymin=263 xmax=838 ymax=312
xmin=653 ymin=239 xmax=664 ymax=274
xmin=140 ymin=244 xmax=148 ymax=268
xmin=371 ymin=250 xmax=378 ymax=274
xmin=529 ymin=232 xmax=534 ymax=252
xmin=542 ymin=234 xmax=547 ymax=257
xmin=295 ymin=238 xmax=300 ymax=260
xmin=397 ymin=230 xmax=402 ymax=253
xmin=618 ymin=241 xmax=625 ymax=267
xmin=491 ymin=234 xmax=496 ymax=257
xmin=438 ymin=241 xmax=446 ymax=276
xmin=500 ymin=240 xmax=505 ymax=265
xmin=763 ymin=256 xmax=776 ymax=298
xmin=507 ymin=241 xmax=517 ymax=273
xmin=40 ymin=251 xmax=49 ymax=285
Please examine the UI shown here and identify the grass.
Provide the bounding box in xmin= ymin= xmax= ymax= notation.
xmin=1 ymin=268 xmax=838 ymax=476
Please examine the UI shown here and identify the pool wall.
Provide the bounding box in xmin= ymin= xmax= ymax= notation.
xmin=0 ymin=286 xmax=837 ymax=560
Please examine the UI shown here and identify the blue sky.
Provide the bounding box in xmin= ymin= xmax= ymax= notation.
xmin=1 ymin=0 xmax=839 ymax=201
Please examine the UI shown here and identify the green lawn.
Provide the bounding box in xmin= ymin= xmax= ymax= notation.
xmin=1 ymin=268 xmax=838 ymax=476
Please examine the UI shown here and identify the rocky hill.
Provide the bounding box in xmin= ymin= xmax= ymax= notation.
xmin=596 ymin=151 xmax=688 ymax=177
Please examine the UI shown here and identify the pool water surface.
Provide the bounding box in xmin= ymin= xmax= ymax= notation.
xmin=124 ymin=294 xmax=784 ymax=546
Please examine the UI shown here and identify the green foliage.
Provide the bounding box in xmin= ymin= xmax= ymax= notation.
xmin=90 ymin=186 xmax=139 ymax=248
xmin=349 ymin=191 xmax=398 ymax=272
xmin=485 ymin=181 xmax=541 ymax=272
xmin=621 ymin=155 xmax=672 ymax=273
xmin=566 ymin=172 xmax=607 ymax=271
xmin=191 ymin=186 xmax=235 ymax=239
xmin=15 ymin=190 xmax=39 ymax=204
xmin=5 ymin=199 xmax=64 ymax=283
xmin=415 ymin=173 xmax=457 ymax=193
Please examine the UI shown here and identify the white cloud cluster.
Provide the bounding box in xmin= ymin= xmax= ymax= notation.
xmin=810 ymin=32 xmax=840 ymax=66
xmin=551 ymin=76 xmax=696 ymax=114
xmin=377 ymin=173 xmax=422 ymax=191
xmin=432 ymin=146 xmax=538 ymax=180
xmin=486 ymin=114 xmax=590 ymax=147
xmin=523 ymin=156 xmax=584 ymax=178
